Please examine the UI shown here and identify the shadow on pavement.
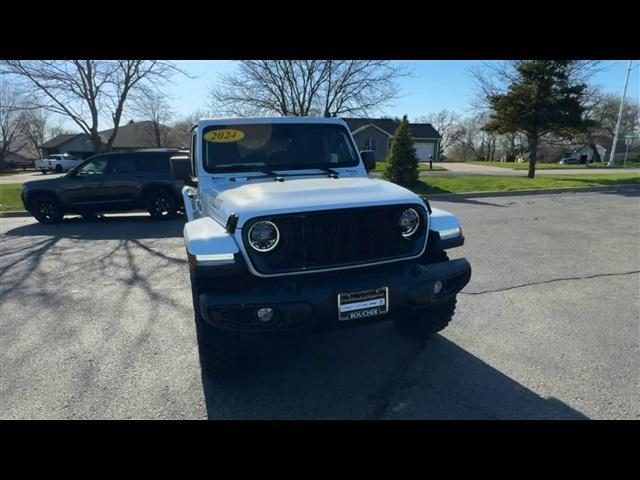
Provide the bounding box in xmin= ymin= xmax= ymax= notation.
xmin=200 ymin=325 xmax=588 ymax=420
xmin=3 ymin=214 xmax=185 ymax=240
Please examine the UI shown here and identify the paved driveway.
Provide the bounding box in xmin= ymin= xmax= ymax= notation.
xmin=1 ymin=190 xmax=638 ymax=419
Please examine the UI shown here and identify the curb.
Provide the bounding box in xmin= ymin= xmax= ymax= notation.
xmin=421 ymin=184 xmax=640 ymax=200
xmin=0 ymin=210 xmax=30 ymax=218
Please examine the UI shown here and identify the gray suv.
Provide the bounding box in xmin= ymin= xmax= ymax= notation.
xmin=22 ymin=149 xmax=188 ymax=224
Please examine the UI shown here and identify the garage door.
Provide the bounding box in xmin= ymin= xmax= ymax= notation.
xmin=415 ymin=142 xmax=435 ymax=161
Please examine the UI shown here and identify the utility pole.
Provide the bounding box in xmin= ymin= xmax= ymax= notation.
xmin=607 ymin=60 xmax=633 ymax=167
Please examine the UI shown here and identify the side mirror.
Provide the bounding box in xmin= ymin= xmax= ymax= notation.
xmin=360 ymin=150 xmax=377 ymax=172
xmin=68 ymin=169 xmax=78 ymax=178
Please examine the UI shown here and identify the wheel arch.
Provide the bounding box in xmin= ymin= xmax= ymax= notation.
xmin=24 ymin=188 xmax=61 ymax=209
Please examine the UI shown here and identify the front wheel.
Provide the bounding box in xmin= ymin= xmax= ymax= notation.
xmin=146 ymin=190 xmax=179 ymax=220
xmin=394 ymin=297 xmax=457 ymax=338
xmin=29 ymin=194 xmax=64 ymax=224
xmin=191 ymin=272 xmax=241 ymax=376
xmin=54 ymin=164 xmax=63 ymax=173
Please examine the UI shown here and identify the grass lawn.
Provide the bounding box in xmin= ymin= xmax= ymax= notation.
xmin=374 ymin=161 xmax=444 ymax=172
xmin=412 ymin=173 xmax=640 ymax=195
xmin=466 ymin=160 xmax=640 ymax=170
xmin=0 ymin=184 xmax=23 ymax=211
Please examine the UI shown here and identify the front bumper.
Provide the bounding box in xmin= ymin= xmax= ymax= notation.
xmin=197 ymin=258 xmax=471 ymax=332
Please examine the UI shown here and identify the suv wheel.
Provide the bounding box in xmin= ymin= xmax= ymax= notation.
xmin=54 ymin=164 xmax=63 ymax=173
xmin=30 ymin=194 xmax=64 ymax=224
xmin=146 ymin=190 xmax=178 ymax=220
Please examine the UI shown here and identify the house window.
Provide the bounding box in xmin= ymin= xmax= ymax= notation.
xmin=370 ymin=138 xmax=377 ymax=152
xmin=363 ymin=139 xmax=370 ymax=150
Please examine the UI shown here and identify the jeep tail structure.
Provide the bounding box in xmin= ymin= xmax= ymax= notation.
xmin=181 ymin=118 xmax=471 ymax=374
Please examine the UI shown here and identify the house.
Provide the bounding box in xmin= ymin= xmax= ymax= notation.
xmin=1 ymin=141 xmax=39 ymax=170
xmin=0 ymin=148 xmax=35 ymax=170
xmin=343 ymin=118 xmax=442 ymax=162
xmin=38 ymin=120 xmax=184 ymax=160
xmin=560 ymin=143 xmax=607 ymax=163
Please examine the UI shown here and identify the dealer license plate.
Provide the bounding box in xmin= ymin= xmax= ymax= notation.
xmin=338 ymin=287 xmax=389 ymax=321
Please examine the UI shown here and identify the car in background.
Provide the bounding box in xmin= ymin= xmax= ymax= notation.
xmin=22 ymin=149 xmax=189 ymax=224
xmin=35 ymin=154 xmax=82 ymax=173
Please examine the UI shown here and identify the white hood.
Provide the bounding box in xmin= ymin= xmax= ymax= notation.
xmin=203 ymin=176 xmax=423 ymax=227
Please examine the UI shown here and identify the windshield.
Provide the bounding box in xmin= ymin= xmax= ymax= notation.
xmin=201 ymin=123 xmax=359 ymax=173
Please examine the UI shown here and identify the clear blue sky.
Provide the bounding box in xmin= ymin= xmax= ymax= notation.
xmin=162 ymin=60 xmax=640 ymax=122
xmin=59 ymin=60 xmax=640 ymax=129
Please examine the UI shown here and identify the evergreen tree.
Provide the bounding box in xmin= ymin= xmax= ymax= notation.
xmin=483 ymin=60 xmax=594 ymax=178
xmin=384 ymin=115 xmax=419 ymax=186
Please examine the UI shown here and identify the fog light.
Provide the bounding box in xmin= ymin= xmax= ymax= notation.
xmin=256 ymin=307 xmax=274 ymax=322
xmin=433 ymin=280 xmax=444 ymax=295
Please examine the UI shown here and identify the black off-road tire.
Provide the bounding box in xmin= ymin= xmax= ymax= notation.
xmin=146 ymin=189 xmax=179 ymax=220
xmin=54 ymin=164 xmax=63 ymax=173
xmin=191 ymin=271 xmax=241 ymax=376
xmin=29 ymin=194 xmax=64 ymax=224
xmin=395 ymin=297 xmax=457 ymax=338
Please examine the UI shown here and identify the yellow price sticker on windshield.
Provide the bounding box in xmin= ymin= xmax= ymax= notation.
xmin=204 ymin=129 xmax=245 ymax=143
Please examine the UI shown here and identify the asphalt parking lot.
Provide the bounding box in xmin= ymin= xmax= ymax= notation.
xmin=1 ymin=189 xmax=638 ymax=419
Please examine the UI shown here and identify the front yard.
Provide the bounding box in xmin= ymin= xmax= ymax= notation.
xmin=466 ymin=160 xmax=640 ymax=169
xmin=0 ymin=184 xmax=23 ymax=211
xmin=412 ymin=173 xmax=640 ymax=195
xmin=374 ymin=161 xmax=444 ymax=172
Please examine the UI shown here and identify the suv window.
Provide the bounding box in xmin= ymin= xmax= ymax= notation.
xmin=108 ymin=156 xmax=137 ymax=174
xmin=136 ymin=154 xmax=170 ymax=172
xmin=76 ymin=156 xmax=108 ymax=176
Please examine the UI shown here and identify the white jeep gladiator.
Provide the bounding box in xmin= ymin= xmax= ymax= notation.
xmin=181 ymin=117 xmax=471 ymax=374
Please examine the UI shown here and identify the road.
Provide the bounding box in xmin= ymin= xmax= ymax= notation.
xmin=1 ymin=190 xmax=638 ymax=419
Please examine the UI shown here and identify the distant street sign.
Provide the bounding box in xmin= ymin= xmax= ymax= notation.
xmin=624 ymin=131 xmax=639 ymax=138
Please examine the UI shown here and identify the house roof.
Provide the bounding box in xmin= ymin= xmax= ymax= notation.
xmin=39 ymin=134 xmax=82 ymax=149
xmin=39 ymin=121 xmax=183 ymax=150
xmin=342 ymin=118 xmax=441 ymax=139
xmin=99 ymin=120 xmax=180 ymax=148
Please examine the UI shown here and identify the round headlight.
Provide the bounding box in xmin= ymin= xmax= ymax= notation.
xmin=399 ymin=208 xmax=420 ymax=238
xmin=248 ymin=221 xmax=280 ymax=252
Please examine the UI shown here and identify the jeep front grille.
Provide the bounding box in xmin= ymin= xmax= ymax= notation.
xmin=242 ymin=204 xmax=428 ymax=275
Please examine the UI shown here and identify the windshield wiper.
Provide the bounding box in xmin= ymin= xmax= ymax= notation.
xmin=230 ymin=168 xmax=339 ymax=182
xmin=318 ymin=167 xmax=340 ymax=178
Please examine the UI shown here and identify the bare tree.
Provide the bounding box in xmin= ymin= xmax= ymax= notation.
xmin=1 ymin=60 xmax=184 ymax=153
xmin=0 ymin=79 xmax=27 ymax=164
xmin=209 ymin=60 xmax=407 ymax=118
xmin=19 ymin=108 xmax=50 ymax=156
xmin=131 ymin=89 xmax=175 ymax=147
xmin=171 ymin=110 xmax=210 ymax=147
xmin=416 ymin=110 xmax=463 ymax=156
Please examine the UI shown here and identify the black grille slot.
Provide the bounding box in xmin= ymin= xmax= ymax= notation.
xmin=243 ymin=204 xmax=427 ymax=275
